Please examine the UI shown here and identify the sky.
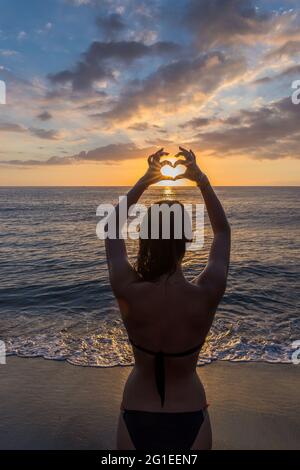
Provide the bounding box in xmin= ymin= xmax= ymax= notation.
xmin=0 ymin=0 xmax=300 ymax=186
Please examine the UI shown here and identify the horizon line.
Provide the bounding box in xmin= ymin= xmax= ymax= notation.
xmin=0 ymin=185 xmax=299 ymax=188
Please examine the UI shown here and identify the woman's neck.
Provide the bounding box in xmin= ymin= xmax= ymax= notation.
xmin=160 ymin=264 xmax=184 ymax=283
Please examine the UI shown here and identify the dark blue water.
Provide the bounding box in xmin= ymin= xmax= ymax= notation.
xmin=0 ymin=186 xmax=299 ymax=366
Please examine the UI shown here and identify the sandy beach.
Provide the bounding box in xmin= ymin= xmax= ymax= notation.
xmin=0 ymin=357 xmax=299 ymax=450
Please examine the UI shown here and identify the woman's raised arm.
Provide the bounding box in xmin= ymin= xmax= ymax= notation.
xmin=105 ymin=148 xmax=172 ymax=297
xmin=175 ymin=147 xmax=231 ymax=303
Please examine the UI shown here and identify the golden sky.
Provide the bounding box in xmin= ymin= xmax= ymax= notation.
xmin=0 ymin=0 xmax=300 ymax=186
xmin=1 ymin=155 xmax=300 ymax=187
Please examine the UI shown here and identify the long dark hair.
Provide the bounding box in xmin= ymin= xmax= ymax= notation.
xmin=135 ymin=200 xmax=192 ymax=282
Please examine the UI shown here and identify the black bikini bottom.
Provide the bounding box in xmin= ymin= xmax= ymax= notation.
xmin=122 ymin=409 xmax=206 ymax=450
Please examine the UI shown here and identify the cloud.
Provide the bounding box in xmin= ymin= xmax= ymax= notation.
xmin=98 ymin=51 xmax=247 ymax=123
xmin=65 ymin=0 xmax=93 ymax=4
xmin=0 ymin=122 xmax=62 ymax=140
xmin=0 ymin=142 xmax=156 ymax=166
xmin=0 ymin=123 xmax=26 ymax=133
xmin=3 ymin=0 xmax=300 ymax=173
xmin=253 ymin=65 xmax=300 ymax=85
xmin=37 ymin=111 xmax=53 ymax=121
xmin=37 ymin=22 xmax=53 ymax=34
xmin=265 ymin=40 xmax=300 ymax=59
xmin=193 ymin=97 xmax=300 ymax=159
xmin=0 ymin=49 xmax=18 ymax=57
xmin=180 ymin=117 xmax=211 ymax=129
xmin=128 ymin=122 xmax=167 ymax=132
xmin=96 ymin=13 xmax=126 ymax=39
xmin=48 ymin=40 xmax=180 ymax=92
xmin=29 ymin=128 xmax=61 ymax=140
xmin=184 ymin=0 xmax=272 ymax=48
xmin=64 ymin=0 xmax=146 ymax=8
xmin=81 ymin=142 xmax=153 ymax=161
xmin=128 ymin=122 xmax=150 ymax=131
xmin=48 ymin=64 xmax=109 ymax=93
xmin=17 ymin=31 xmax=27 ymax=40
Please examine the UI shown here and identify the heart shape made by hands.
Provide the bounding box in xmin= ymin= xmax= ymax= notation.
xmin=160 ymin=159 xmax=186 ymax=180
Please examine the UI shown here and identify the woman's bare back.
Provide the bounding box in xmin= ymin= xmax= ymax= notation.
xmin=118 ymin=271 xmax=216 ymax=412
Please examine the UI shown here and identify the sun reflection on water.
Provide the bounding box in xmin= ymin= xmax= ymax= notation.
xmin=163 ymin=186 xmax=176 ymax=199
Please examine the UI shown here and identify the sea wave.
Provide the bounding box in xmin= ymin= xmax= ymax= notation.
xmin=4 ymin=311 xmax=296 ymax=367
xmin=1 ymin=187 xmax=299 ymax=368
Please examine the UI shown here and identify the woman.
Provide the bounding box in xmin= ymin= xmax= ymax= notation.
xmin=105 ymin=147 xmax=231 ymax=450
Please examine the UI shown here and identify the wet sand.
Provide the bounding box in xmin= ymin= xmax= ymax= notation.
xmin=0 ymin=357 xmax=299 ymax=449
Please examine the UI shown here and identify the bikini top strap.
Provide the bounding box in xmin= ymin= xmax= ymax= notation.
xmin=129 ymin=338 xmax=204 ymax=407
xmin=129 ymin=339 xmax=157 ymax=356
xmin=129 ymin=338 xmax=204 ymax=357
xmin=164 ymin=341 xmax=204 ymax=357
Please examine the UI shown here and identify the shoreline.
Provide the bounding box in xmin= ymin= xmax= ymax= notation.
xmin=0 ymin=357 xmax=299 ymax=450
xmin=5 ymin=353 xmax=295 ymax=368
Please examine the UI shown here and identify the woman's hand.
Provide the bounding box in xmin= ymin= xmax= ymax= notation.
xmin=174 ymin=147 xmax=207 ymax=186
xmin=139 ymin=148 xmax=173 ymax=188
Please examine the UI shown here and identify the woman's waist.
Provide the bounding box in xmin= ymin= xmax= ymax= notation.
xmin=122 ymin=367 xmax=207 ymax=412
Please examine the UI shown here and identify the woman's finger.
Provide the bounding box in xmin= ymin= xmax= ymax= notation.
xmin=160 ymin=160 xmax=173 ymax=168
xmin=154 ymin=148 xmax=168 ymax=157
xmin=160 ymin=175 xmax=175 ymax=181
xmin=156 ymin=151 xmax=169 ymax=159
xmin=179 ymin=146 xmax=190 ymax=155
xmin=175 ymin=151 xmax=186 ymax=158
xmin=179 ymin=146 xmax=193 ymax=161
xmin=149 ymin=148 xmax=163 ymax=162
xmin=176 ymin=150 xmax=190 ymax=160
xmin=174 ymin=171 xmax=188 ymax=180
xmin=153 ymin=160 xmax=162 ymax=171
xmin=174 ymin=159 xmax=187 ymax=167
xmin=189 ymin=149 xmax=196 ymax=160
xmin=153 ymin=150 xmax=168 ymax=163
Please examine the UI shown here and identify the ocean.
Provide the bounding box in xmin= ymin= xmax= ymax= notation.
xmin=0 ymin=186 xmax=299 ymax=367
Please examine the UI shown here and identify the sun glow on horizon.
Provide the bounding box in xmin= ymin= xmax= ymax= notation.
xmin=156 ymin=157 xmax=187 ymax=187
xmin=162 ymin=186 xmax=176 ymax=198
xmin=0 ymin=1 xmax=300 ymax=186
